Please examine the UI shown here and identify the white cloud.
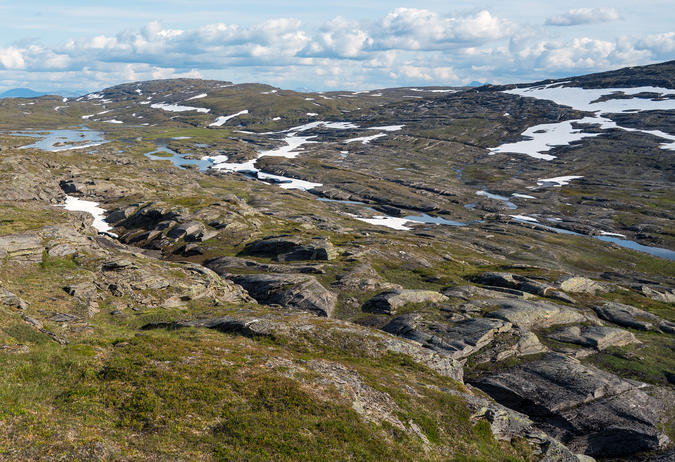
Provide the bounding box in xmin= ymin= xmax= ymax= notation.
xmin=0 ymin=47 xmax=25 ymax=69
xmin=300 ymin=17 xmax=372 ymax=58
xmin=376 ymin=8 xmax=513 ymax=50
xmin=635 ymin=32 xmax=675 ymax=58
xmin=546 ymin=8 xmax=620 ymax=27
xmin=0 ymin=7 xmax=672 ymax=93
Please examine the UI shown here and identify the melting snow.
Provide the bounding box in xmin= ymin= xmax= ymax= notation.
xmin=208 ymin=120 xmax=358 ymax=190
xmin=537 ymin=176 xmax=583 ymax=187
xmin=187 ymin=93 xmax=208 ymax=100
xmin=348 ymin=214 xmax=412 ymax=231
xmin=600 ymin=231 xmax=627 ymax=238
xmin=491 ymin=84 xmax=675 ymax=159
xmin=209 ymin=110 xmax=249 ymax=126
xmin=151 ymin=103 xmax=210 ymax=113
xmin=367 ymin=125 xmax=404 ymax=131
xmin=59 ymin=196 xmax=116 ymax=236
xmin=344 ymin=133 xmax=386 ymax=144
xmin=510 ymin=215 xmax=538 ymax=222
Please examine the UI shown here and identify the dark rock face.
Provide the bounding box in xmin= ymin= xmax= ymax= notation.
xmin=475 ymin=272 xmax=572 ymax=303
xmin=166 ymin=221 xmax=204 ymax=240
xmin=472 ymin=353 xmax=672 ymax=457
xmin=383 ymin=314 xmax=512 ymax=359
xmin=243 ymin=235 xmax=338 ymax=261
xmin=547 ymin=325 xmax=639 ymax=350
xmin=227 ymin=273 xmax=337 ymax=317
xmin=593 ymin=302 xmax=674 ymax=333
xmin=362 ymin=289 xmax=448 ymax=315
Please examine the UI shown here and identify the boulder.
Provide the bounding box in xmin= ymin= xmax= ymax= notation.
xmin=485 ymin=299 xmax=586 ymax=329
xmin=547 ymin=325 xmax=639 ymax=350
xmin=0 ymin=287 xmax=29 ymax=309
xmin=0 ymin=233 xmax=43 ymax=264
xmin=64 ymin=282 xmax=98 ymax=300
xmin=363 ymin=289 xmax=449 ymax=315
xmin=638 ymin=286 xmax=675 ymax=304
xmin=560 ymin=277 xmax=607 ymax=295
xmin=167 ymin=221 xmax=204 ymax=240
xmin=333 ymin=264 xmax=399 ymax=292
xmin=473 ymin=353 xmax=672 ymax=457
xmin=47 ymin=243 xmax=77 ymax=257
xmin=593 ymin=302 xmax=672 ymax=333
xmin=229 ymin=273 xmax=336 ymax=317
xmin=102 ymin=259 xmax=135 ymax=271
xmin=383 ymin=314 xmax=512 ymax=359
xmin=476 ymin=272 xmax=573 ymax=302
xmin=243 ymin=235 xmax=338 ymax=261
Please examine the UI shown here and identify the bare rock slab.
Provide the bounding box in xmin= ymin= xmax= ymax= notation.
xmin=363 ymin=289 xmax=448 ymax=315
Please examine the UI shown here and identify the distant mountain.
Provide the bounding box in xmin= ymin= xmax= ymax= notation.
xmin=0 ymin=87 xmax=88 ymax=99
xmin=0 ymin=88 xmax=49 ymax=98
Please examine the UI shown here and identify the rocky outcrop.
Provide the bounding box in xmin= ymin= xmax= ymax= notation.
xmin=547 ymin=325 xmax=639 ymax=350
xmin=0 ymin=286 xmax=29 ymax=309
xmin=0 ymin=233 xmax=43 ymax=264
xmin=142 ymin=311 xmax=463 ymax=382
xmin=205 ymin=255 xmax=325 ymax=275
xmin=444 ymin=387 xmax=590 ymax=461
xmin=559 ymin=277 xmax=607 ymax=295
xmin=475 ymin=272 xmax=573 ymax=302
xmin=243 ymin=235 xmax=338 ymax=262
xmin=166 ymin=221 xmax=204 ymax=240
xmin=383 ymin=314 xmax=512 ymax=359
xmin=593 ymin=302 xmax=674 ymax=333
xmin=473 ymin=353 xmax=672 ymax=457
xmin=363 ymin=289 xmax=448 ymax=315
xmin=227 ymin=273 xmax=337 ymax=317
xmin=332 ymin=264 xmax=399 ymax=292
xmin=485 ymin=299 xmax=588 ymax=330
xmin=637 ymin=286 xmax=675 ymax=304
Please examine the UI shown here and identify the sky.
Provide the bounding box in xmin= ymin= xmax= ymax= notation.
xmin=0 ymin=1 xmax=673 ymax=93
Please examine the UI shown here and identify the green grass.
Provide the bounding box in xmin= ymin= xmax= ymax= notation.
xmin=583 ymin=330 xmax=675 ymax=386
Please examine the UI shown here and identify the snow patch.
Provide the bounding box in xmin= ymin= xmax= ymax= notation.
xmin=58 ymin=196 xmax=116 ymax=236
xmin=209 ymin=110 xmax=249 ymax=126
xmin=367 ymin=125 xmax=404 ymax=131
xmin=510 ymin=215 xmax=538 ymax=222
xmin=537 ymin=175 xmax=583 ymax=187
xmin=151 ymin=103 xmax=210 ymax=113
xmin=187 ymin=93 xmax=207 ymax=100
xmin=344 ymin=133 xmax=386 ymax=144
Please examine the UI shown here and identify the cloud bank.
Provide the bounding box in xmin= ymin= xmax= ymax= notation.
xmin=546 ymin=8 xmax=621 ymax=27
xmin=0 ymin=7 xmax=671 ymax=92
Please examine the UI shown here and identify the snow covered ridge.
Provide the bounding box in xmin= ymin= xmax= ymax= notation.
xmin=489 ymin=84 xmax=675 ymax=160
xmin=505 ymin=84 xmax=675 ymax=114
xmin=57 ymin=196 xmax=116 ymax=236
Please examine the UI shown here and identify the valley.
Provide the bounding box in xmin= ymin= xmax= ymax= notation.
xmin=0 ymin=60 xmax=673 ymax=461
